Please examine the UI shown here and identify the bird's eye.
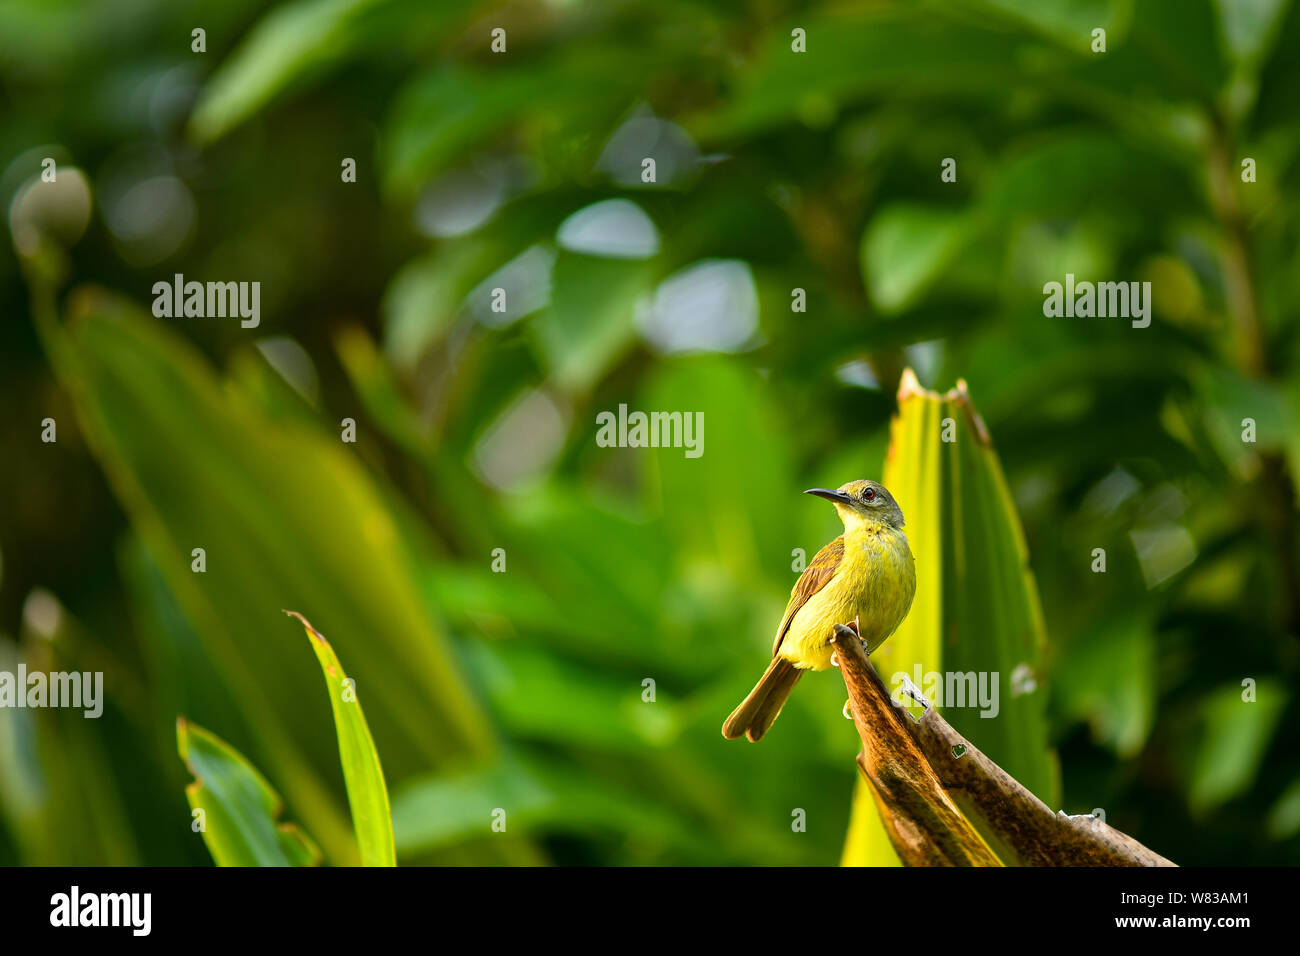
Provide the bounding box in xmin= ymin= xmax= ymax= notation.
xmin=864 ymin=488 xmax=876 ymax=501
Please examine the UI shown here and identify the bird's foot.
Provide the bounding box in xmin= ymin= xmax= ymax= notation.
xmin=851 ymin=615 xmax=870 ymax=654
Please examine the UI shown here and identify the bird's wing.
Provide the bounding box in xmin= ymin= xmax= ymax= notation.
xmin=771 ymin=535 xmax=845 ymax=656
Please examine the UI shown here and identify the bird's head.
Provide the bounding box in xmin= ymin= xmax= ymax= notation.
xmin=804 ymin=479 xmax=906 ymax=531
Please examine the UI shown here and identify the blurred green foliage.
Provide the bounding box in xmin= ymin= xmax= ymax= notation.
xmin=2 ymin=0 xmax=1299 ymax=865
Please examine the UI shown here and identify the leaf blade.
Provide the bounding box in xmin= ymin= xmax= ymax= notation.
xmin=177 ymin=717 xmax=321 ymax=867
xmin=288 ymin=611 xmax=396 ymax=867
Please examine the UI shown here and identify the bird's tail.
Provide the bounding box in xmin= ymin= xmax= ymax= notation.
xmin=722 ymin=658 xmax=804 ymax=742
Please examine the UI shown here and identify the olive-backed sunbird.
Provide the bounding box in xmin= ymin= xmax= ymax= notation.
xmin=722 ymin=479 xmax=917 ymax=742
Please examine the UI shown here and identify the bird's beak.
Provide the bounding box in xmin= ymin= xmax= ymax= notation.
xmin=804 ymin=488 xmax=854 ymax=505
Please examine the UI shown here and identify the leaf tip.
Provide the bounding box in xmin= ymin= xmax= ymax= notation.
xmin=954 ymin=381 xmax=993 ymax=446
xmin=897 ymin=367 xmax=923 ymax=401
xmin=283 ymin=608 xmax=327 ymax=642
xmin=896 ymin=369 xmax=993 ymax=446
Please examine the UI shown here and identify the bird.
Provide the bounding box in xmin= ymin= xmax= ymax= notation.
xmin=722 ymin=479 xmax=917 ymax=742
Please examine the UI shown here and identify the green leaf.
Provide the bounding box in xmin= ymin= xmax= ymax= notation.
xmin=843 ymin=371 xmax=1058 ymax=865
xmin=860 ymin=205 xmax=971 ymax=314
xmin=178 ymin=717 xmax=321 ymax=867
xmin=288 ymin=611 xmax=396 ymax=867
xmin=1199 ymin=365 xmax=1293 ymax=475
xmin=189 ymin=0 xmax=387 ymax=144
xmin=1052 ymin=612 xmax=1156 ymax=757
xmin=530 ymin=251 xmax=651 ymax=392
xmin=1187 ymin=679 xmax=1286 ymax=815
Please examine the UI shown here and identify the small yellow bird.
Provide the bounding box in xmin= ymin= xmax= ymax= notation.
xmin=722 ymin=479 xmax=916 ymax=742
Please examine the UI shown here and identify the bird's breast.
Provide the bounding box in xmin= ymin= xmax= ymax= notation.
xmin=780 ymin=526 xmax=916 ymax=670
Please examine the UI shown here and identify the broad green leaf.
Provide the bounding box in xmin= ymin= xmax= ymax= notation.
xmin=529 ymin=251 xmax=651 ymax=392
xmin=288 ymin=612 xmax=395 ymax=867
xmin=860 ymin=205 xmax=970 ymax=313
xmin=1187 ymin=679 xmax=1286 ymax=815
xmin=178 ymin=717 xmax=321 ymax=867
xmin=843 ymin=371 xmax=1058 ymax=865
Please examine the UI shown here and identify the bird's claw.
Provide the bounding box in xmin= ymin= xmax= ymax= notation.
xmin=830 ymin=620 xmax=868 ymax=656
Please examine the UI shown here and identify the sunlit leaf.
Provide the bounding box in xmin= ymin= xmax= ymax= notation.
xmin=288 ymin=611 xmax=395 ymax=867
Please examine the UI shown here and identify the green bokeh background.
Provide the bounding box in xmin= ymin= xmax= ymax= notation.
xmin=1 ymin=0 xmax=1298 ymax=865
